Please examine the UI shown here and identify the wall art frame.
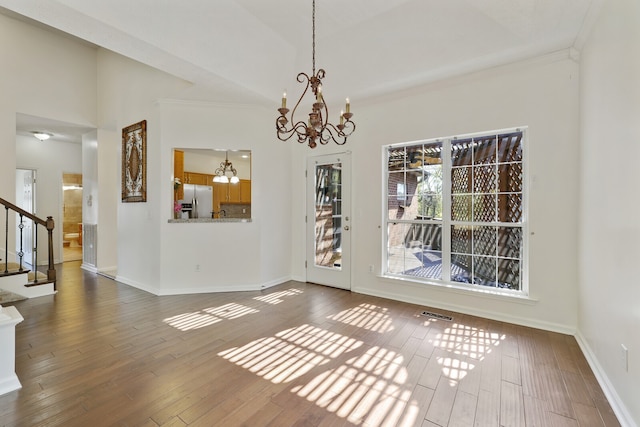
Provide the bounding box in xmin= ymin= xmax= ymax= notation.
xmin=121 ymin=119 xmax=147 ymax=203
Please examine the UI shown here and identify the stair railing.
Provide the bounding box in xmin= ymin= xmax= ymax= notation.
xmin=1 ymin=196 xmax=56 ymax=290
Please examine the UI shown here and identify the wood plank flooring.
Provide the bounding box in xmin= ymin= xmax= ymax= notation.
xmin=0 ymin=261 xmax=620 ymax=426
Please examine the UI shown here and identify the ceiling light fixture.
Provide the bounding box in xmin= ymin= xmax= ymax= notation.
xmin=212 ymin=151 xmax=239 ymax=184
xmin=276 ymin=0 xmax=355 ymax=149
xmin=32 ymin=131 xmax=52 ymax=141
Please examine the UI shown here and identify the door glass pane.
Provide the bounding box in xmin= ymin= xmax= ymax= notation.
xmin=314 ymin=163 xmax=342 ymax=269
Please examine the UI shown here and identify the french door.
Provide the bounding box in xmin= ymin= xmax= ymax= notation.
xmin=306 ymin=153 xmax=351 ymax=290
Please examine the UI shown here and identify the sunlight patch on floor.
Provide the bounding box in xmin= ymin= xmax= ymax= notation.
xmin=163 ymin=303 xmax=259 ymax=331
xmin=253 ymin=288 xmax=303 ymax=305
xmin=433 ymin=322 xmax=503 ymax=360
xmin=328 ymin=303 xmax=394 ymax=333
xmin=203 ymin=302 xmax=259 ymax=320
xmin=218 ymin=324 xmax=363 ymax=384
xmin=215 ymin=304 xmax=506 ymax=426
xmin=163 ymin=311 xmax=223 ymax=331
xmin=437 ymin=356 xmax=475 ymax=382
xmin=291 ymin=345 xmax=419 ymax=426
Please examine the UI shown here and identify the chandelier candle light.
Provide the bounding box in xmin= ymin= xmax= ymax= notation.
xmin=276 ymin=0 xmax=355 ymax=148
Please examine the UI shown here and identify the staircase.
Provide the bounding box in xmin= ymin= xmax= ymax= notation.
xmin=0 ymin=197 xmax=56 ymax=300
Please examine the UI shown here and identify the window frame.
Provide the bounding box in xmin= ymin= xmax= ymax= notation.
xmin=382 ymin=127 xmax=529 ymax=297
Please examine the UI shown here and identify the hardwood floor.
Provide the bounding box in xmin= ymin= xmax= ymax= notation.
xmin=62 ymin=245 xmax=82 ymax=263
xmin=0 ymin=262 xmax=620 ymax=426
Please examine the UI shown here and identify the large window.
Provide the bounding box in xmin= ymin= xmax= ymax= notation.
xmin=384 ymin=128 xmax=526 ymax=294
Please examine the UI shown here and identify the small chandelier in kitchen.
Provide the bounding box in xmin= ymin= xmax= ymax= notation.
xmin=276 ymin=0 xmax=355 ymax=149
xmin=212 ymin=152 xmax=239 ymax=184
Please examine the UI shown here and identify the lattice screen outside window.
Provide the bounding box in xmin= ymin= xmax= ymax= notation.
xmin=384 ymin=128 xmax=526 ymax=294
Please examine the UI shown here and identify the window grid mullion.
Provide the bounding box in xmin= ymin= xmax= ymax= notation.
xmin=442 ymin=138 xmax=451 ymax=282
xmin=384 ymin=127 xmax=525 ymax=293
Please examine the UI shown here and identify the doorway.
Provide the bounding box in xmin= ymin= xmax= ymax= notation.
xmin=306 ymin=153 xmax=351 ymax=290
xmin=15 ymin=169 xmax=36 ymax=267
xmin=62 ymin=173 xmax=83 ymax=262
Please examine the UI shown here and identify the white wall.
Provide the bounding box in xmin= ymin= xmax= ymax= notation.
xmin=579 ymin=0 xmax=640 ymax=425
xmin=0 ymin=13 xmax=96 ymax=261
xmin=96 ymin=49 xmax=192 ymax=292
xmin=95 ymin=128 xmax=119 ymax=272
xmin=82 ymin=131 xmax=99 ymax=269
xmin=95 ymin=49 xmax=293 ymax=294
xmin=158 ymin=101 xmax=292 ymax=294
xmin=82 ymin=131 xmax=99 ymax=226
xmin=292 ymin=53 xmax=581 ymax=333
xmin=15 ymin=135 xmax=83 ymax=264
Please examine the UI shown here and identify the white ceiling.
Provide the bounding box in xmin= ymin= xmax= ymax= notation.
xmin=2 ymin=0 xmax=600 ymax=141
xmin=16 ymin=113 xmax=95 ymax=144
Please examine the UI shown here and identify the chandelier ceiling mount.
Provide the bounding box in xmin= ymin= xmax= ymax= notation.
xmin=276 ymin=0 xmax=355 ymax=148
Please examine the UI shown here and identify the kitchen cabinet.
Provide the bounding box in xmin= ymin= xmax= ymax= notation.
xmin=213 ymin=179 xmax=251 ymax=214
xmin=212 ymin=182 xmax=227 ymax=213
xmin=174 ymin=150 xmax=184 ymax=201
xmin=229 ymin=182 xmax=240 ymax=202
xmin=240 ymin=180 xmax=251 ymax=203
xmin=184 ymin=171 xmax=209 ymax=186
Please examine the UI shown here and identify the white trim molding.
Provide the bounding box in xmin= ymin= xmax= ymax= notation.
xmin=575 ymin=332 xmax=637 ymax=427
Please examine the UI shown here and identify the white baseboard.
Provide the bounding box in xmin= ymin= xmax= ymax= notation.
xmin=116 ymin=275 xmax=295 ymax=296
xmin=354 ymin=285 xmax=576 ymax=335
xmin=260 ymin=275 xmax=292 ymax=290
xmin=115 ymin=275 xmax=160 ymax=295
xmin=97 ymin=265 xmax=117 ymax=274
xmin=81 ymin=263 xmax=97 ymax=273
xmin=291 ymin=274 xmax=306 ymax=283
xmin=0 ymin=374 xmax=21 ymax=397
xmin=159 ymin=277 xmax=294 ymax=295
xmin=158 ymin=283 xmax=258 ymax=295
xmin=575 ymin=332 xmax=637 ymax=427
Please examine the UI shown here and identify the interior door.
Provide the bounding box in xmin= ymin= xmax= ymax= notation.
xmin=15 ymin=169 xmax=36 ymax=266
xmin=306 ymin=153 xmax=351 ymax=290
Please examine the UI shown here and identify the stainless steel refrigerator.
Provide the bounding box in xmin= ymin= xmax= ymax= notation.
xmin=182 ymin=184 xmax=213 ymax=218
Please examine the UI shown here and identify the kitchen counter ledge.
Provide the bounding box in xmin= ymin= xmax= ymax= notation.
xmin=168 ymin=218 xmax=251 ymax=223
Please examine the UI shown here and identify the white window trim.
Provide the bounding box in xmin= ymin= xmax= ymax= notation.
xmin=382 ymin=126 xmax=529 ymax=298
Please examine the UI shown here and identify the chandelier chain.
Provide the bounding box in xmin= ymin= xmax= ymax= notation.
xmin=275 ymin=0 xmax=355 ymax=148
xmin=312 ymin=0 xmax=316 ymax=76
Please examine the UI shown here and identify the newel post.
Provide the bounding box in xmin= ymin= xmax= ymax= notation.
xmin=46 ymin=216 xmax=56 ymax=289
xmin=0 ymin=306 xmax=24 ymax=396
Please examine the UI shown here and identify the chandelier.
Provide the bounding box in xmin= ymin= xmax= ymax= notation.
xmin=276 ymin=0 xmax=355 ymax=149
xmin=212 ymin=151 xmax=239 ymax=184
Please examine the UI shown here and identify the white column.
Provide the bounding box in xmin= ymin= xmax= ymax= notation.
xmin=0 ymin=305 xmax=24 ymax=396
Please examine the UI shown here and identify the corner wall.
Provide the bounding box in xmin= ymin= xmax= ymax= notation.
xmin=292 ymin=53 xmax=581 ymax=333
xmin=157 ymin=101 xmax=292 ymax=294
xmin=579 ymin=0 xmax=640 ymax=424
xmin=96 ymin=49 xmax=191 ymax=292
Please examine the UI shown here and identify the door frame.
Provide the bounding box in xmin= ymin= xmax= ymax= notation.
xmin=15 ymin=168 xmax=37 ymax=266
xmin=306 ymin=152 xmax=352 ymax=290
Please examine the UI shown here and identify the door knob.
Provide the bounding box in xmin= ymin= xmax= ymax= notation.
xmin=344 ymin=225 xmax=350 ymax=231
